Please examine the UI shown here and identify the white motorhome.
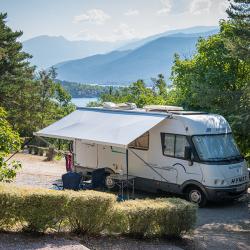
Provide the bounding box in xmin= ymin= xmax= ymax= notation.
xmin=35 ymin=104 xmax=249 ymax=206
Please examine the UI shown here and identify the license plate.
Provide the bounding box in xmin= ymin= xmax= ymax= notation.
xmin=236 ymin=184 xmax=246 ymax=192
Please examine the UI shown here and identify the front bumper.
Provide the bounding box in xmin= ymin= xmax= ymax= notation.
xmin=205 ymin=183 xmax=249 ymax=201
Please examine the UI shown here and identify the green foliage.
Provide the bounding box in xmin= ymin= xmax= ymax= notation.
xmin=0 ymin=184 xmax=115 ymax=233
xmin=34 ymin=68 xmax=75 ymax=129
xmin=171 ymin=31 xmax=250 ymax=155
xmin=0 ymin=184 xmax=196 ymax=237
xmin=66 ymin=190 xmax=115 ymax=234
xmin=100 ymin=77 xmax=170 ymax=108
xmin=110 ymin=198 xmax=196 ymax=237
xmin=60 ymin=80 xmax=125 ymax=98
xmin=0 ymin=108 xmax=21 ymax=182
xmin=0 ymin=13 xmax=75 ymax=136
xmin=224 ymin=0 xmax=250 ymax=61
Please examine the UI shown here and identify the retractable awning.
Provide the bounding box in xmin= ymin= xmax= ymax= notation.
xmin=34 ymin=108 xmax=169 ymax=148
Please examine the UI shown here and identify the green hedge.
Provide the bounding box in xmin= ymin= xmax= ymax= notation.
xmin=110 ymin=198 xmax=196 ymax=237
xmin=0 ymin=184 xmax=196 ymax=237
xmin=0 ymin=184 xmax=115 ymax=233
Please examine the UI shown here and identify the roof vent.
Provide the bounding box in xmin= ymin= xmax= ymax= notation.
xmin=144 ymin=105 xmax=184 ymax=112
xmin=103 ymin=102 xmax=137 ymax=110
xmin=103 ymin=102 xmax=117 ymax=109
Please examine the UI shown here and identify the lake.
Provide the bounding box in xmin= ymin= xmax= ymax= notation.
xmin=71 ymin=97 xmax=98 ymax=107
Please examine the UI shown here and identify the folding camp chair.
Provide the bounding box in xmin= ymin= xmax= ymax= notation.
xmin=52 ymin=172 xmax=82 ymax=191
xmin=52 ymin=168 xmax=106 ymax=191
xmin=81 ymin=168 xmax=106 ymax=190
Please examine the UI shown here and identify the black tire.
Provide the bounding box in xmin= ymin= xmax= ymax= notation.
xmin=105 ymin=175 xmax=115 ymax=189
xmin=185 ymin=186 xmax=207 ymax=207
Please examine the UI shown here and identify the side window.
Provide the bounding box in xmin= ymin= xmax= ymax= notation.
xmin=129 ymin=132 xmax=149 ymax=150
xmin=163 ymin=134 xmax=175 ymax=156
xmin=162 ymin=133 xmax=189 ymax=159
xmin=175 ymin=135 xmax=189 ymax=158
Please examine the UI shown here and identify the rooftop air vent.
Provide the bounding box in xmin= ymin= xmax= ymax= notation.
xmin=103 ymin=102 xmax=137 ymax=110
xmin=144 ymin=105 xmax=184 ymax=112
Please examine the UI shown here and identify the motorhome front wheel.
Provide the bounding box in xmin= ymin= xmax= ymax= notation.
xmin=186 ymin=187 xmax=207 ymax=207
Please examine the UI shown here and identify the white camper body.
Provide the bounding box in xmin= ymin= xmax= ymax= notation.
xmin=35 ymin=106 xmax=249 ymax=205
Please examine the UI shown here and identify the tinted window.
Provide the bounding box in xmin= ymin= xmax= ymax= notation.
xmin=175 ymin=135 xmax=189 ymax=158
xmin=162 ymin=133 xmax=189 ymax=159
xmin=163 ymin=134 xmax=175 ymax=156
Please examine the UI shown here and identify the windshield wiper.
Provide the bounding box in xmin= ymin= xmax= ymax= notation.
xmin=207 ymin=156 xmax=242 ymax=162
xmin=207 ymin=157 xmax=225 ymax=161
xmin=224 ymin=155 xmax=242 ymax=161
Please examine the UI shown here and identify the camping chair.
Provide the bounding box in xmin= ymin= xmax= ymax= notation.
xmin=81 ymin=168 xmax=106 ymax=190
xmin=52 ymin=172 xmax=82 ymax=191
xmin=52 ymin=168 xmax=106 ymax=191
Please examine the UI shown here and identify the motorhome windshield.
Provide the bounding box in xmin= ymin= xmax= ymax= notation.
xmin=193 ymin=133 xmax=241 ymax=162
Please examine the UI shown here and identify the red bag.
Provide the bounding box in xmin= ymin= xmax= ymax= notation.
xmin=65 ymin=153 xmax=73 ymax=172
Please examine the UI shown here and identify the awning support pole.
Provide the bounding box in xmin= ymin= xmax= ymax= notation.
xmin=126 ymin=148 xmax=129 ymax=199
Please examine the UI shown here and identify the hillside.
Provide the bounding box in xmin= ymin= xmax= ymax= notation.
xmin=23 ymin=36 xmax=126 ymax=69
xmin=55 ymin=34 xmax=210 ymax=84
xmin=118 ymin=26 xmax=218 ymax=51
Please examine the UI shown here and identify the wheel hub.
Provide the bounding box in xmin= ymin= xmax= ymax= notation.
xmin=105 ymin=176 xmax=115 ymax=189
xmin=190 ymin=190 xmax=201 ymax=203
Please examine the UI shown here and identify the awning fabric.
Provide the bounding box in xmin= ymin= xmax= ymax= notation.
xmin=34 ymin=108 xmax=168 ymax=148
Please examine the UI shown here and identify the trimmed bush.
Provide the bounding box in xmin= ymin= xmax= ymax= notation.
xmin=0 ymin=184 xmax=196 ymax=237
xmin=110 ymin=198 xmax=197 ymax=237
xmin=66 ymin=190 xmax=115 ymax=234
xmin=0 ymin=184 xmax=115 ymax=233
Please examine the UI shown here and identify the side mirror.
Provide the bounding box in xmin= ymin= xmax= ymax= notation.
xmin=184 ymin=146 xmax=192 ymax=161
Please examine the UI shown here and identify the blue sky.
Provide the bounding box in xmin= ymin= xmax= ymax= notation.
xmin=0 ymin=0 xmax=229 ymax=41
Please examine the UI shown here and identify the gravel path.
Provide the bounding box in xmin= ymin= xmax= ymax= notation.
xmin=13 ymin=152 xmax=65 ymax=189
xmin=194 ymin=196 xmax=250 ymax=250
xmin=3 ymin=153 xmax=249 ymax=249
xmin=0 ymin=232 xmax=88 ymax=250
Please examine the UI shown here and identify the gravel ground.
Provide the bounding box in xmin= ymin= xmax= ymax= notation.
xmin=2 ymin=153 xmax=249 ymax=250
xmin=13 ymin=152 xmax=65 ymax=189
xmin=0 ymin=232 xmax=88 ymax=250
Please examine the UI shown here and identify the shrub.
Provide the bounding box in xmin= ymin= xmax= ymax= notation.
xmin=0 ymin=184 xmax=115 ymax=233
xmin=0 ymin=184 xmax=67 ymax=232
xmin=0 ymin=184 xmax=196 ymax=237
xmin=110 ymin=198 xmax=197 ymax=237
xmin=65 ymin=190 xmax=116 ymax=234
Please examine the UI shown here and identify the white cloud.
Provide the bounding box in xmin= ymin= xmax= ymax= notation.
xmin=74 ymin=23 xmax=136 ymax=42
xmin=124 ymin=9 xmax=139 ymax=16
xmin=73 ymin=9 xmax=110 ymax=25
xmin=190 ymin=0 xmax=212 ymax=15
xmin=114 ymin=23 xmax=136 ymax=40
xmin=157 ymin=0 xmax=172 ymax=15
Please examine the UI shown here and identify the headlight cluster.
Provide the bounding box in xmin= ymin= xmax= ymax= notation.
xmin=214 ymin=179 xmax=227 ymax=185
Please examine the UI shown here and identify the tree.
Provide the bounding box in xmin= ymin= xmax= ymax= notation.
xmin=0 ymin=13 xmax=75 ymax=136
xmin=151 ymin=74 xmax=168 ymax=96
xmin=0 ymin=107 xmax=21 ymax=182
xmin=35 ymin=68 xmax=75 ymax=129
xmin=222 ymin=0 xmax=250 ymax=61
xmin=171 ymin=32 xmax=250 ymax=155
xmin=99 ymin=78 xmax=168 ymax=108
xmin=0 ymin=13 xmax=37 ymax=135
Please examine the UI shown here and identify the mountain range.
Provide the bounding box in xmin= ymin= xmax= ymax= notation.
xmin=23 ymin=36 xmax=126 ymax=69
xmin=23 ymin=26 xmax=219 ymax=85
